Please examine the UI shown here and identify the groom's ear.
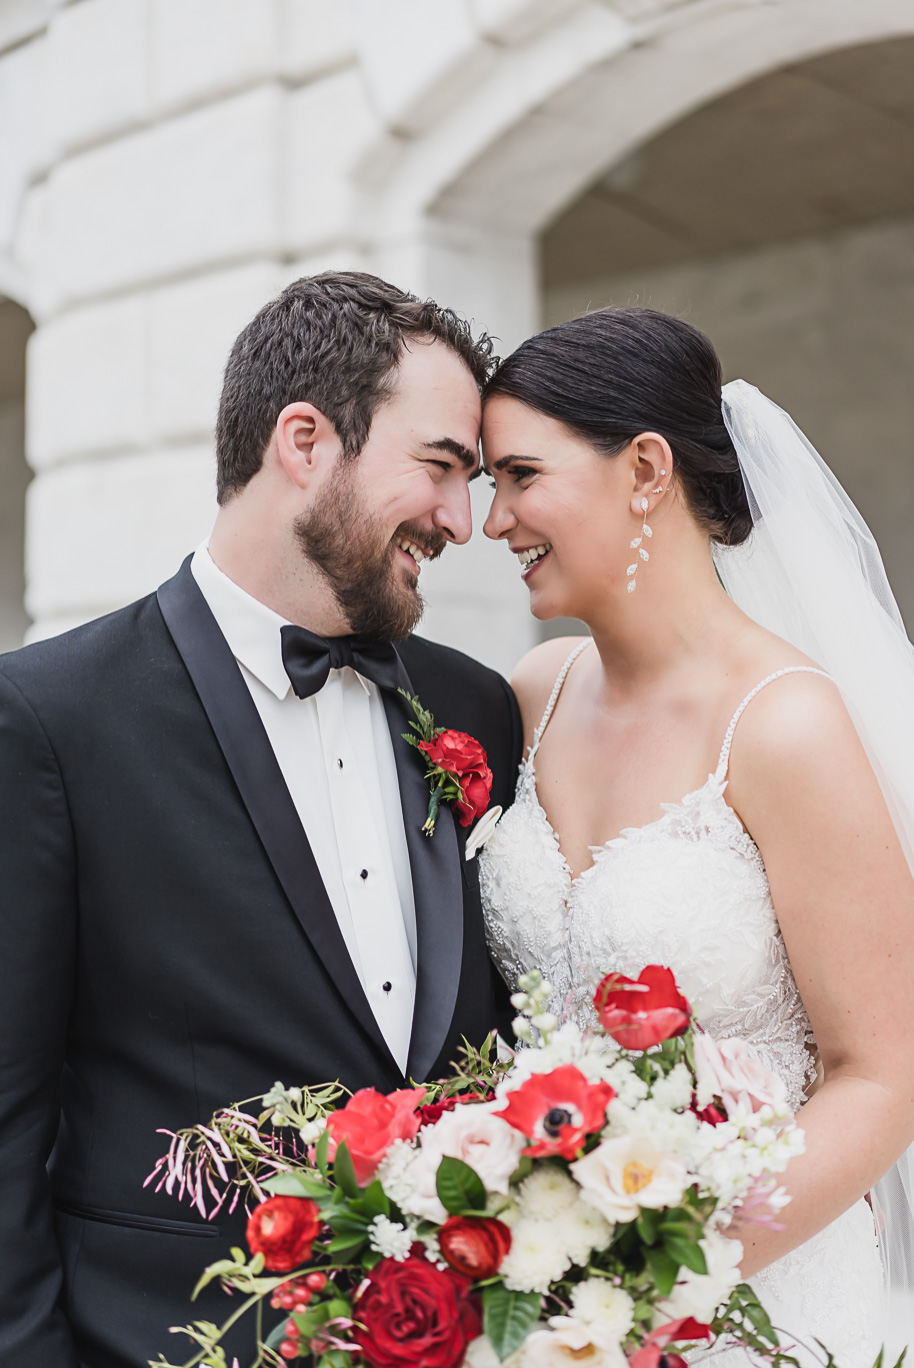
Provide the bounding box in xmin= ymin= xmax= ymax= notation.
xmin=274 ymin=401 xmax=341 ymax=489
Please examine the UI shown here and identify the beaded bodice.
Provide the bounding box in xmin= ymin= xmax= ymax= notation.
xmin=480 ymin=645 xmax=829 ymax=1111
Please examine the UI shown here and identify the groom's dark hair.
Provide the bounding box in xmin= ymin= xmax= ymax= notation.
xmin=216 ymin=271 xmax=496 ymax=504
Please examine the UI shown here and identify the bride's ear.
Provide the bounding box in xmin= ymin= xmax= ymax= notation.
xmin=629 ymin=433 xmax=673 ymax=516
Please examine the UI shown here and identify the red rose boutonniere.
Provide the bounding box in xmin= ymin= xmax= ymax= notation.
xmin=400 ymin=690 xmax=492 ymax=836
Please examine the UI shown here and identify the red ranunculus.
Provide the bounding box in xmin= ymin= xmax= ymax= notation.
xmin=594 ymin=965 xmax=691 ymax=1051
xmin=419 ymin=730 xmax=492 ymax=827
xmin=628 ymin=1317 xmax=711 ymax=1368
xmin=246 ymin=1195 xmax=321 ymax=1273
xmin=438 ymin=1215 xmax=512 ymax=1280
xmin=325 ymin=1087 xmax=426 ymax=1186
xmin=354 ymin=1244 xmax=481 ymax=1368
xmin=496 ymin=1064 xmax=615 ymax=1159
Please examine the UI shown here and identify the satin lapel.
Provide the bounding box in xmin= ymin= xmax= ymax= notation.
xmin=383 ymin=656 xmax=464 ymax=1083
xmin=157 ymin=558 xmax=399 ymax=1073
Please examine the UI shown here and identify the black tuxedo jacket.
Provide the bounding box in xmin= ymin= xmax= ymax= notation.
xmin=0 ymin=558 xmax=522 ymax=1368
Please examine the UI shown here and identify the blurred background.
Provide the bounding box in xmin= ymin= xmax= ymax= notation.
xmin=1 ymin=0 xmax=913 ymax=677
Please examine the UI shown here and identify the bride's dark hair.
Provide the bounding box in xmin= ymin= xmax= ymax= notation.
xmin=483 ymin=307 xmax=753 ymax=547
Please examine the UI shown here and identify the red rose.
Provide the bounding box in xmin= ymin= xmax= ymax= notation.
xmin=326 ymin=1087 xmax=425 ymax=1187
xmin=246 ymin=1195 xmax=321 ymax=1273
xmin=354 ymin=1244 xmax=481 ymax=1368
xmin=594 ymin=965 xmax=691 ymax=1051
xmin=419 ymin=730 xmax=492 ymax=827
xmin=438 ymin=1215 xmax=512 ymax=1280
xmin=496 ymin=1064 xmax=614 ymax=1159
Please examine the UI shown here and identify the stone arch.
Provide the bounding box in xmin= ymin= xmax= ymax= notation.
xmin=0 ymin=295 xmax=34 ymax=651
xmin=410 ymin=0 xmax=914 ymax=241
xmin=368 ymin=0 xmax=914 ymax=667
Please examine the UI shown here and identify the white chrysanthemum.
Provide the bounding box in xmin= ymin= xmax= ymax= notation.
xmin=517 ymin=1168 xmax=580 ymax=1221
xmin=570 ymin=1280 xmax=635 ymax=1337
xmin=368 ymin=1215 xmax=412 ymax=1262
xmin=375 ymin=1137 xmax=417 ymax=1206
xmin=552 ymin=1199 xmax=613 ymax=1265
xmin=659 ymin=1228 xmax=744 ymax=1324
xmin=650 ymin=1062 xmax=693 ymax=1112
xmin=500 ymin=1216 xmax=572 ymax=1293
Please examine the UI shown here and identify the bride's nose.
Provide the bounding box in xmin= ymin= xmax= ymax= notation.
xmin=483 ymin=487 xmax=516 ymax=541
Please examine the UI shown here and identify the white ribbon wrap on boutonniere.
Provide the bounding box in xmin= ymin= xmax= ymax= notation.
xmin=464 ymin=805 xmax=503 ymax=861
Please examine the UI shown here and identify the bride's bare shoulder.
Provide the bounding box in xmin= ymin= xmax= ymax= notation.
xmin=510 ymin=636 xmax=591 ymax=740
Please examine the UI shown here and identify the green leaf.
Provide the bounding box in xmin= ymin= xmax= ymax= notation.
xmin=325 ymin=1234 xmax=367 ymax=1260
xmin=482 ymin=1284 xmax=541 ymax=1361
xmin=436 ymin=1155 xmax=487 ymax=1214
xmin=645 ymin=1244 xmax=680 ymax=1297
xmin=636 ymin=1208 xmax=662 ymax=1245
xmin=663 ymin=1235 xmax=707 ymax=1275
xmin=359 ymin=1180 xmax=390 ymax=1220
xmin=743 ymin=1294 xmax=777 ymax=1341
xmin=265 ymin=1171 xmax=328 ymax=1200
xmin=333 ymin=1140 xmax=360 ymax=1199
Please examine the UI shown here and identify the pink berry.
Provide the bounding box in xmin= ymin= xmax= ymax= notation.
xmin=279 ymin=1292 xmax=296 ymax=1310
xmin=284 ymin=1319 xmax=300 ymax=1338
xmin=279 ymin=1342 xmax=298 ymax=1361
xmin=304 ymin=1272 xmax=326 ymax=1292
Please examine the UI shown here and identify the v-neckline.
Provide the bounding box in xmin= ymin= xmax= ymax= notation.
xmin=522 ymin=752 xmax=726 ymax=888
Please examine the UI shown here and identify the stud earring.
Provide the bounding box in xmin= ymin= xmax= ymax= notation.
xmin=627 ymin=496 xmax=652 ymax=593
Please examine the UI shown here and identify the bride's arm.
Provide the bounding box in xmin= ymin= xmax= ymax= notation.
xmin=725 ymin=672 xmax=914 ymax=1277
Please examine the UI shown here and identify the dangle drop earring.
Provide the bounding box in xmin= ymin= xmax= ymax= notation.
xmin=626 ymin=496 xmax=652 ymax=593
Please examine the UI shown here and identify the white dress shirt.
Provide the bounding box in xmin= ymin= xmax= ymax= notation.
xmin=191 ymin=544 xmax=417 ymax=1072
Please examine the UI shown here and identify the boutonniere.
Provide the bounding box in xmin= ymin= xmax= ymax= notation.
xmin=400 ymin=690 xmax=493 ymax=837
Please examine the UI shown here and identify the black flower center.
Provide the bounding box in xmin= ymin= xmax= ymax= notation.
xmin=542 ymin=1107 xmax=574 ymax=1138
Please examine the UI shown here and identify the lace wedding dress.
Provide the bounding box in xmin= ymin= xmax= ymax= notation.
xmin=480 ymin=641 xmax=885 ymax=1366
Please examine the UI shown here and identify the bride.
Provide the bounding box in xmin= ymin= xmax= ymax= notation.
xmin=477 ymin=307 xmax=914 ymax=1363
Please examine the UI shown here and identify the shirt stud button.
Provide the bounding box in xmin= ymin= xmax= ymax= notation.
xmin=336 ymin=758 xmax=343 ymax=769
xmin=360 ymin=869 xmax=368 ymax=881
xmin=382 ymin=981 xmax=392 ymax=994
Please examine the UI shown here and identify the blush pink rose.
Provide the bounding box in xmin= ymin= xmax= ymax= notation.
xmin=693 ymin=1032 xmax=788 ymax=1117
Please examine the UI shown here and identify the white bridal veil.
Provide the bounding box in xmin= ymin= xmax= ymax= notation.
xmin=716 ymin=380 xmax=914 ymax=1313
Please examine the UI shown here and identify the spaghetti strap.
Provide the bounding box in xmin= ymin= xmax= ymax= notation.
xmin=715 ymin=665 xmax=832 ymax=778
xmin=528 ymin=639 xmax=592 ymax=764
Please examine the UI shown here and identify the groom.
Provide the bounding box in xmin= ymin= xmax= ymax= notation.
xmin=0 ymin=273 xmax=522 ymax=1368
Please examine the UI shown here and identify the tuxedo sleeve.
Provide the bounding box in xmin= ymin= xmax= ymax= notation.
xmin=0 ymin=669 xmax=79 ymax=1367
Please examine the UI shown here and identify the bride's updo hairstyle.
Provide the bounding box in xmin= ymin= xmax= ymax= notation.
xmin=484 ymin=307 xmax=753 ymax=547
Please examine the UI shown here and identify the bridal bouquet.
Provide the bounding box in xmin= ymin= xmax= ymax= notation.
xmin=150 ymin=966 xmax=807 ymax=1368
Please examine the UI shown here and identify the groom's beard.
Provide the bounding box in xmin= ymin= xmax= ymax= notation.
xmin=294 ymin=466 xmax=446 ymax=642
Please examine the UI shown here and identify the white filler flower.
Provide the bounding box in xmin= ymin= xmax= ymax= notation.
xmin=367 ymin=1214 xmax=412 ymax=1262
xmin=571 ymin=1134 xmax=687 ymax=1223
xmin=659 ymin=1227 xmax=744 ymax=1324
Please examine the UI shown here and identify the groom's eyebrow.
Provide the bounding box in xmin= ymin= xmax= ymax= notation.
xmin=422 ymin=438 xmax=481 ymax=476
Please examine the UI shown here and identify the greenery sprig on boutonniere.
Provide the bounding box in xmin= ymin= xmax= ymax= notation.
xmin=399 ymin=690 xmax=493 ymax=837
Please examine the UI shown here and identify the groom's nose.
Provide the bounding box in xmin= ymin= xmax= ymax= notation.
xmin=433 ymin=480 xmax=473 ymax=546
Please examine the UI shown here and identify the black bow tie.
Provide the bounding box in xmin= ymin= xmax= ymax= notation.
xmin=280 ymin=624 xmax=402 ymax=700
